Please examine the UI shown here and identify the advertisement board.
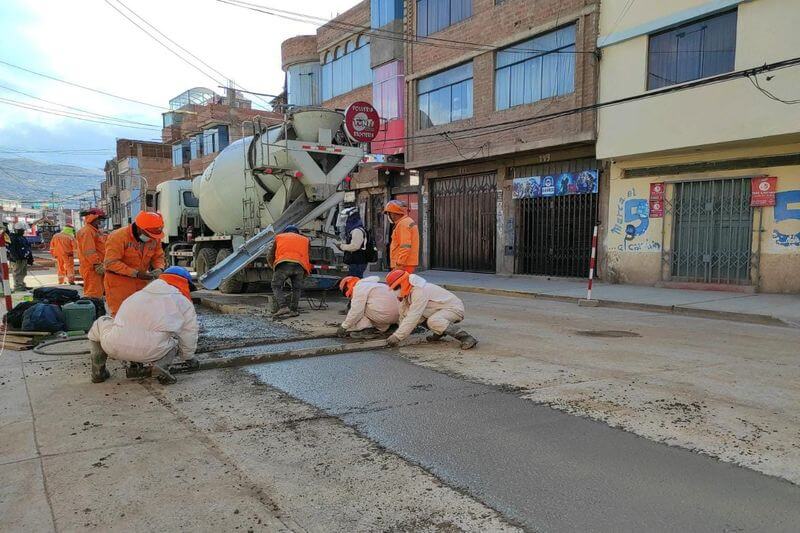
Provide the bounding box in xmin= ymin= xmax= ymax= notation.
xmin=512 ymin=170 xmax=598 ymax=200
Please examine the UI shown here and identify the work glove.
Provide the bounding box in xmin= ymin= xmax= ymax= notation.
xmin=336 ymin=326 xmax=348 ymax=338
xmin=94 ymin=263 xmax=105 ymax=275
xmin=136 ymin=271 xmax=155 ymax=280
xmin=386 ymin=334 xmax=401 ymax=347
xmin=150 ymin=268 xmax=164 ymax=278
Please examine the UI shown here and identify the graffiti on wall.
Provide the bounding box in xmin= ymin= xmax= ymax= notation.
xmin=773 ymin=190 xmax=800 ymax=247
xmin=610 ymin=187 xmax=661 ymax=252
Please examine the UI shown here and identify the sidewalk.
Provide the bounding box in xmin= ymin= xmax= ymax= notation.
xmin=408 ymin=270 xmax=800 ymax=327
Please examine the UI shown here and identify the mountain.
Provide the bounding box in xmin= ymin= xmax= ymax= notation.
xmin=0 ymin=157 xmax=105 ymax=207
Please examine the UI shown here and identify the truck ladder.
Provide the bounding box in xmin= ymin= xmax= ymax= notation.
xmin=199 ymin=191 xmax=345 ymax=290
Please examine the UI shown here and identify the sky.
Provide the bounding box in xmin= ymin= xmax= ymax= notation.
xmin=0 ymin=0 xmax=361 ymax=171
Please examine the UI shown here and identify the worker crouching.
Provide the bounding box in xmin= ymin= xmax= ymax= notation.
xmin=336 ymin=276 xmax=400 ymax=339
xmin=88 ymin=266 xmax=199 ymax=385
xmin=385 ymin=270 xmax=478 ymax=350
xmin=267 ymin=225 xmax=311 ymax=318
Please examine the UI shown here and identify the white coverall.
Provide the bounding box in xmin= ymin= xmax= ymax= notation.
xmin=394 ymin=275 xmax=465 ymax=341
xmin=341 ymin=276 xmax=399 ymax=332
xmin=88 ymin=279 xmax=198 ymax=363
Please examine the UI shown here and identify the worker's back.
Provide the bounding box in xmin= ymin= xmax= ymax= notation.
xmin=274 ymin=232 xmax=312 ymax=273
xmin=390 ymin=215 xmax=419 ymax=268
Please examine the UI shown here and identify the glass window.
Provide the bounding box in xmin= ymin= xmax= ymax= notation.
xmin=418 ymin=62 xmax=473 ymax=127
xmin=417 ymin=0 xmax=471 ymax=37
xmin=322 ymin=38 xmax=373 ymax=101
xmin=203 ymin=128 xmax=219 ymax=154
xmin=647 ymin=10 xmax=736 ymax=90
xmin=495 ymin=24 xmax=576 ymax=110
xmin=288 ymin=61 xmax=321 ymax=106
xmin=372 ymin=0 xmax=403 ymax=28
xmin=183 ymin=191 xmax=199 ymax=208
xmin=373 ymin=60 xmax=404 ymax=120
xmin=172 ymin=144 xmax=183 ymax=167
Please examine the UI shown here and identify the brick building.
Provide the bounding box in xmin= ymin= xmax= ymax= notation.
xmin=405 ymin=0 xmax=601 ymax=275
xmin=281 ymin=0 xmax=410 ymax=268
xmin=104 ymin=139 xmax=171 ymax=227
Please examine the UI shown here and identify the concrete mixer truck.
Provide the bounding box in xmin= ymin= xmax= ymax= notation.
xmin=189 ymin=107 xmax=366 ymax=293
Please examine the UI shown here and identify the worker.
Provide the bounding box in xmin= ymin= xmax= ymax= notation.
xmin=76 ymin=209 xmax=108 ymax=298
xmin=336 ymin=206 xmax=369 ymax=278
xmin=49 ymin=225 xmax=77 ymax=285
xmin=103 ymin=211 xmax=166 ymax=315
xmin=7 ymin=221 xmax=34 ymax=292
xmin=88 ymin=266 xmax=199 ymax=385
xmin=385 ymin=269 xmax=478 ymax=350
xmin=384 ymin=200 xmax=419 ymax=273
xmin=266 ymin=224 xmax=311 ymax=318
xmin=336 ymin=275 xmax=399 ymax=339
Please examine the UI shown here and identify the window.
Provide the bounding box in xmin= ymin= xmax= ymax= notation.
xmin=203 ymin=126 xmax=229 ymax=155
xmin=183 ymin=191 xmax=199 ymax=208
xmin=320 ymin=37 xmax=372 ymax=100
xmin=172 ymin=144 xmax=183 ymax=166
xmin=495 ymin=24 xmax=576 ymax=111
xmin=287 ymin=61 xmax=321 ymax=106
xmin=372 ymin=0 xmax=403 ymax=28
xmin=417 ymin=0 xmax=471 ymax=37
xmin=647 ymin=10 xmax=737 ymax=90
xmin=418 ymin=62 xmax=473 ymax=128
xmin=374 ymin=60 xmax=404 ymax=120
xmin=190 ymin=134 xmax=204 ymax=159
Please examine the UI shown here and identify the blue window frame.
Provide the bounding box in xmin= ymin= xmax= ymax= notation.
xmin=495 ymin=24 xmax=576 ymax=111
xmin=416 ymin=0 xmax=471 ymax=37
xmin=171 ymin=144 xmax=183 ymax=166
xmin=189 ymin=134 xmax=204 ymax=159
xmin=371 ymin=0 xmax=403 ymax=28
xmin=321 ymin=37 xmax=372 ymax=101
xmin=418 ymin=62 xmax=473 ymax=128
xmin=647 ymin=10 xmax=737 ymax=90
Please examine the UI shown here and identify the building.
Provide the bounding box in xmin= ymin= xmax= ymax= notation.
xmin=596 ymin=0 xmax=800 ymax=293
xmin=281 ymin=0 xmax=408 ymax=268
xmin=104 ymin=139 xmax=171 ymax=226
xmin=405 ymin=0 xmax=601 ymax=275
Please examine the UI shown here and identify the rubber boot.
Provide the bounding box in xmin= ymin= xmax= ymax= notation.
xmin=443 ymin=325 xmax=478 ymax=350
xmin=152 ymin=349 xmax=178 ymax=385
xmin=273 ymin=306 xmax=292 ymax=318
xmin=426 ymin=332 xmax=445 ymax=342
xmin=90 ymin=341 xmax=110 ymax=383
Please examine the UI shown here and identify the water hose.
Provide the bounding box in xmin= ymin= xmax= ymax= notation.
xmin=33 ymin=335 xmax=90 ymax=356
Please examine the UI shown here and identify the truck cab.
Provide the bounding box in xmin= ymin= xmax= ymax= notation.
xmin=155 ymin=179 xmax=205 ymax=266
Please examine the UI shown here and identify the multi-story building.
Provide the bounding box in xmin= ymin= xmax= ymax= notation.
xmin=281 ymin=0 xmax=408 ymax=267
xmin=105 ymin=139 xmax=172 ymax=226
xmin=405 ymin=0 xmax=601 ymax=275
xmin=596 ymin=0 xmax=800 ymax=293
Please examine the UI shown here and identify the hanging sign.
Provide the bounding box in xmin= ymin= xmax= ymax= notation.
xmin=649 ymin=182 xmax=665 ymax=201
xmin=512 ymin=170 xmax=598 ymax=199
xmin=344 ymin=101 xmax=380 ymax=143
xmin=649 ymin=182 xmax=665 ymax=218
xmin=751 ymin=176 xmax=778 ymax=207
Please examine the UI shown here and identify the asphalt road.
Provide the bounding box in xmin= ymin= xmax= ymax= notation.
xmin=248 ymin=351 xmax=800 ymax=532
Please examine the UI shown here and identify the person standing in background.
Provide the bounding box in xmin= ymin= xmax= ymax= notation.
xmin=384 ymin=200 xmax=419 ymax=273
xmin=7 ymin=221 xmax=34 ymax=292
xmin=49 ymin=225 xmax=76 ymax=285
xmin=76 ymin=209 xmax=108 ymax=298
xmin=336 ymin=206 xmax=369 ymax=278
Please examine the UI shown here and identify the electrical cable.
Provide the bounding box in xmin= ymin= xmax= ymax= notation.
xmin=32 ymin=336 xmax=90 ymax=356
xmin=0 ymin=97 xmax=163 ymax=131
xmin=746 ymin=73 xmax=800 ymax=104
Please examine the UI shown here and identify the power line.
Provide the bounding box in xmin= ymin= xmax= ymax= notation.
xmin=746 ymin=73 xmax=800 ymax=105
xmin=0 ymin=165 xmax=103 ymax=178
xmin=0 ymin=83 xmax=162 ymax=128
xmin=0 ymin=58 xmax=166 ymax=110
xmin=0 ymin=97 xmax=163 ymax=131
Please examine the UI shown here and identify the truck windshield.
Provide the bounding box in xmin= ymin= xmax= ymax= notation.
xmin=183 ymin=191 xmax=200 ymax=207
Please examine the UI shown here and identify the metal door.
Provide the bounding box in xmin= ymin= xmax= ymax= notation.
xmin=368 ymin=193 xmax=387 ymax=270
xmin=515 ymin=193 xmax=598 ymax=277
xmin=430 ymin=173 xmax=497 ymax=272
xmin=670 ymin=178 xmax=753 ymax=284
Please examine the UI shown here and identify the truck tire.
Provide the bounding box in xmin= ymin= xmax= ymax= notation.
xmin=215 ymin=248 xmax=245 ymax=294
xmin=194 ymin=247 xmax=218 ymax=277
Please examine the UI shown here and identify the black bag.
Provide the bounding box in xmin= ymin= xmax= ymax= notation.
xmin=22 ymin=303 xmax=66 ymax=333
xmin=363 ymin=228 xmax=379 ymax=263
xmin=4 ymin=301 xmax=37 ymax=329
xmin=32 ymin=287 xmax=80 ymax=306
xmin=83 ymin=297 xmax=108 ymax=319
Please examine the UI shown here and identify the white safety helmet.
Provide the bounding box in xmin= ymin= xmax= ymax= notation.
xmin=13 ymin=221 xmax=27 ymax=231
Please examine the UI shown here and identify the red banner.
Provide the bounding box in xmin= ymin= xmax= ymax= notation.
xmin=649 ymin=182 xmax=665 ymax=201
xmin=751 ymin=176 xmax=777 ymax=207
xmin=649 ymin=199 xmax=664 ymax=218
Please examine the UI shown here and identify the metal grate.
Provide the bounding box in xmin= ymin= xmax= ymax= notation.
xmin=430 ymin=173 xmax=497 ymax=273
xmin=670 ymin=178 xmax=753 ymax=284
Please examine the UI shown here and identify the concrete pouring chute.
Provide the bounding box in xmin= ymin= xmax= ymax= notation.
xmin=188 ymin=107 xmax=365 ymax=293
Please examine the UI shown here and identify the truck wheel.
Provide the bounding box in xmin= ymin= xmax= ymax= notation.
xmin=216 ymin=248 xmax=244 ymax=294
xmin=195 ymin=247 xmax=218 ymax=277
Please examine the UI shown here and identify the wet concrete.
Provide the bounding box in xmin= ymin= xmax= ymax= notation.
xmin=210 ymin=338 xmax=347 ymax=359
xmin=195 ymin=308 xmax=297 ymax=352
xmin=247 ymin=351 xmax=800 ymax=532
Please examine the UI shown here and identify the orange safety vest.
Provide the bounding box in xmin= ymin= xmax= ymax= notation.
xmin=390 ymin=215 xmax=419 ymax=268
xmin=273 ymin=232 xmax=312 ymax=274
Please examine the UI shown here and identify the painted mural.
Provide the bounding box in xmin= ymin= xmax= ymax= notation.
xmin=610 ymin=187 xmax=661 ymax=252
xmin=772 ymin=189 xmax=800 ymax=247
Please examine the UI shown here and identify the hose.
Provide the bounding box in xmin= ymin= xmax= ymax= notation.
xmin=33 ymin=335 xmax=90 ymax=356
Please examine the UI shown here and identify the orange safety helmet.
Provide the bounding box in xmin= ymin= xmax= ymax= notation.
xmin=383 ymin=200 xmax=408 ymax=216
xmin=134 ymin=211 xmax=165 ymax=240
xmin=82 ymin=208 xmax=107 ymax=226
xmin=386 ymin=269 xmax=412 ymax=298
xmin=338 ymin=276 xmax=360 ymax=298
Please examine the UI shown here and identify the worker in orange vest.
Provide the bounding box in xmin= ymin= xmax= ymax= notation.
xmin=103 ymin=211 xmax=166 ymax=315
xmin=76 ymin=208 xmax=108 ymax=298
xmin=266 ymin=225 xmax=311 ymax=318
xmin=50 ymin=225 xmax=77 ymax=285
xmin=384 ymin=200 xmax=419 ymax=273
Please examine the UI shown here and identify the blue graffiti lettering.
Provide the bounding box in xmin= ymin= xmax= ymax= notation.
xmin=623 ymin=198 xmax=650 ymax=237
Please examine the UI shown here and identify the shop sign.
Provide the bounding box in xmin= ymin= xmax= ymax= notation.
xmin=344 ymin=101 xmax=379 ymax=143
xmin=649 ymin=182 xmax=665 ymax=218
xmin=512 ymin=170 xmax=598 ymax=199
xmin=751 ymin=176 xmax=778 ymax=207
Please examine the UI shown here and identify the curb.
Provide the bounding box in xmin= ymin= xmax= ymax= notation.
xmin=442 ymin=284 xmax=790 ymax=328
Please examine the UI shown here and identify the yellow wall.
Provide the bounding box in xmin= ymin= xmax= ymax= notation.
xmin=596 ymin=0 xmax=800 ymax=160
xmin=604 ymin=143 xmax=800 ymax=292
